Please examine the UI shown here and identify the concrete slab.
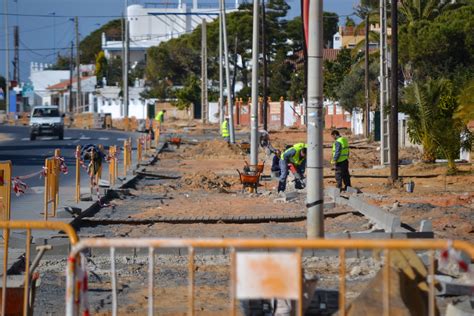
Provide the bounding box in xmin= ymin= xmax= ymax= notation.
xmin=348 ymin=195 xmax=402 ymax=233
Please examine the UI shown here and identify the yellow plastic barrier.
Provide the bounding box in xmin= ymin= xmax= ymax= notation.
xmin=1 ymin=220 xmax=78 ymax=316
xmin=0 ymin=161 xmax=12 ymax=221
xmin=65 ymin=238 xmax=474 ymax=316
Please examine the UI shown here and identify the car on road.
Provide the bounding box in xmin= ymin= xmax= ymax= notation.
xmin=29 ymin=105 xmax=65 ymax=140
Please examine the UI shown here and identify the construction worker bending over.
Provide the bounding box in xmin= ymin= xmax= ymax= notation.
xmin=155 ymin=109 xmax=166 ymax=131
xmin=331 ymin=130 xmax=351 ymax=191
xmin=278 ymin=143 xmax=307 ymax=193
xmin=221 ymin=117 xmax=230 ymax=143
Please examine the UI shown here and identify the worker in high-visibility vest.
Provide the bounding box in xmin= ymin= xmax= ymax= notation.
xmin=278 ymin=143 xmax=307 ymax=193
xmin=331 ymin=130 xmax=351 ymax=191
xmin=155 ymin=109 xmax=166 ymax=131
xmin=221 ymin=117 xmax=230 ymax=143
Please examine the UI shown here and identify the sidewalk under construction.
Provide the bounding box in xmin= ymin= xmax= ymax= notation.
xmin=9 ymin=126 xmax=469 ymax=315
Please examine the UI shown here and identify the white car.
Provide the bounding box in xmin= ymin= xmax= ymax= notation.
xmin=29 ymin=105 xmax=65 ymax=140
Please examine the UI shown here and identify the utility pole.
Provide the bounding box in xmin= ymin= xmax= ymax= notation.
xmin=364 ymin=13 xmax=370 ymax=138
xmin=218 ymin=4 xmax=224 ymax=125
xmin=69 ymin=41 xmax=74 ymax=113
xmin=250 ymin=0 xmax=259 ymax=166
xmin=390 ymin=0 xmax=399 ymax=182
xmin=124 ymin=13 xmax=130 ymax=118
xmin=4 ymin=0 xmax=10 ymax=113
xmin=201 ymin=19 xmax=208 ymax=124
xmin=261 ymin=0 xmax=268 ymax=131
xmin=221 ymin=0 xmax=235 ymax=143
xmin=75 ymin=17 xmax=81 ymax=113
xmin=13 ymin=26 xmax=19 ymax=83
xmin=306 ymin=0 xmax=324 ymax=238
xmin=379 ymin=0 xmax=389 ymax=165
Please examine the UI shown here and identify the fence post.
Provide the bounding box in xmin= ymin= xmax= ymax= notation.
xmin=43 ymin=158 xmax=49 ymax=221
xmin=154 ymin=128 xmax=160 ymax=148
xmin=97 ymin=144 xmax=104 ymax=183
xmin=53 ymin=149 xmax=61 ymax=216
xmin=0 ymin=161 xmax=12 ymax=222
xmin=128 ymin=137 xmax=132 ymax=170
xmin=137 ymin=138 xmax=143 ymax=163
xmin=109 ymin=146 xmax=116 ymax=186
xmin=76 ymin=145 xmax=81 ymax=203
xmin=123 ymin=140 xmax=128 ymax=176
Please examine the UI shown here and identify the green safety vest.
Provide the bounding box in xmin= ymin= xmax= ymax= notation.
xmin=155 ymin=110 xmax=165 ymax=122
xmin=221 ymin=120 xmax=229 ymax=137
xmin=332 ymin=137 xmax=349 ymax=163
xmin=281 ymin=143 xmax=307 ymax=166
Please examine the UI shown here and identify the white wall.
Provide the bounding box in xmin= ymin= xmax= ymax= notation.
xmin=208 ymin=102 xmax=219 ymax=123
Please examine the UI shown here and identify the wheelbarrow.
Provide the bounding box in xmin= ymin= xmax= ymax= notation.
xmin=236 ymin=169 xmax=261 ymax=193
xmin=168 ymin=137 xmax=182 ymax=148
xmin=244 ymin=161 xmax=265 ymax=174
xmin=0 ymin=245 xmax=52 ymax=315
xmin=238 ymin=142 xmax=251 ymax=154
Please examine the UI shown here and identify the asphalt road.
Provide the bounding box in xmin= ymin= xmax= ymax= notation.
xmin=0 ymin=125 xmax=142 ymax=221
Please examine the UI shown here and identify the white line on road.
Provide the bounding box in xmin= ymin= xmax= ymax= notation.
xmin=21 ymin=137 xmax=29 ymax=141
xmin=79 ymin=136 xmax=91 ymax=140
xmin=117 ymin=138 xmax=126 ymax=141
xmin=64 ymin=137 xmax=72 ymax=140
xmin=99 ymin=137 xmax=109 ymax=140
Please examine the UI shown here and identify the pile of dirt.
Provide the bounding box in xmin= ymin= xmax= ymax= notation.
xmin=181 ymin=139 xmax=245 ymax=158
xmin=182 ymin=171 xmax=234 ymax=191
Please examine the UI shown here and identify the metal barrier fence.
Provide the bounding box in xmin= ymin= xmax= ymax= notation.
xmin=0 ymin=162 xmax=12 ymax=222
xmin=65 ymin=238 xmax=474 ymax=316
xmin=1 ymin=220 xmax=78 ymax=316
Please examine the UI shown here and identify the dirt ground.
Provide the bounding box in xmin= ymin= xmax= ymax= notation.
xmin=33 ymin=123 xmax=473 ymax=315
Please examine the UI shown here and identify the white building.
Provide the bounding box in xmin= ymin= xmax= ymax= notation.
xmin=29 ymin=63 xmax=69 ymax=106
xmin=102 ymin=1 xmax=239 ymax=63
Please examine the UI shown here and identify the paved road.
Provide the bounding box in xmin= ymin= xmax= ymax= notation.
xmin=0 ymin=125 xmax=142 ymax=222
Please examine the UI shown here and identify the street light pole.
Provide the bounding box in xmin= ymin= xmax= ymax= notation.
xmin=4 ymin=0 xmax=10 ymax=113
xmin=390 ymin=0 xmax=399 ymax=182
xmin=250 ymin=0 xmax=259 ymax=166
xmin=306 ymin=0 xmax=324 ymax=238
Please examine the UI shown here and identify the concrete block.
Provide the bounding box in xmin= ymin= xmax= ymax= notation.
xmin=345 ymin=186 xmax=360 ymax=194
xmin=419 ymin=220 xmax=432 ymax=232
xmin=324 ymin=187 xmax=340 ymax=200
xmin=429 ymin=275 xmax=474 ymax=296
xmin=348 ymin=196 xmax=401 ymax=232
xmin=285 ymin=191 xmax=298 ymax=201
xmin=446 ymin=297 xmax=474 ymax=316
xmin=335 ymin=196 xmax=349 ymax=205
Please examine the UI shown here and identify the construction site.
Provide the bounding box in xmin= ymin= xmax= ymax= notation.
xmin=0 ymin=119 xmax=470 ymax=316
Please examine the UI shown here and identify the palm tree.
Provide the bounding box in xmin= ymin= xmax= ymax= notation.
xmin=398 ymin=0 xmax=455 ymax=25
xmin=403 ymin=78 xmax=472 ymax=171
xmin=402 ymin=79 xmax=445 ymax=163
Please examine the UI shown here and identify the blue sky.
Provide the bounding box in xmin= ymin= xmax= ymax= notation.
xmin=0 ymin=0 xmax=360 ymax=83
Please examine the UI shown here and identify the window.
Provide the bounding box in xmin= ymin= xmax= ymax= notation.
xmin=334 ymin=36 xmax=340 ymax=41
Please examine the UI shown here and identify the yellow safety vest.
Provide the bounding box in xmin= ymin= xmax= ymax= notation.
xmin=281 ymin=143 xmax=307 ymax=166
xmin=221 ymin=120 xmax=229 ymax=137
xmin=155 ymin=110 xmax=165 ymax=122
xmin=332 ymin=137 xmax=349 ymax=163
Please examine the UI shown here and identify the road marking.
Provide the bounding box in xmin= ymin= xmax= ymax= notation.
xmin=80 ymin=136 xmax=91 ymax=140
xmin=42 ymin=137 xmax=53 ymax=140
xmin=21 ymin=137 xmax=29 ymax=141
xmin=64 ymin=137 xmax=72 ymax=140
xmin=117 ymin=138 xmax=126 ymax=141
xmin=99 ymin=137 xmax=109 ymax=141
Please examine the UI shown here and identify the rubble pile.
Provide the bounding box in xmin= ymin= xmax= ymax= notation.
xmin=181 ymin=140 xmax=244 ymax=158
xmin=182 ymin=171 xmax=234 ymax=191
